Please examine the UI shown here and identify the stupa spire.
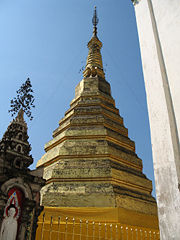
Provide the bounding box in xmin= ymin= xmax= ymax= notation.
xmin=83 ymin=7 xmax=105 ymax=79
xmin=92 ymin=6 xmax=98 ymax=37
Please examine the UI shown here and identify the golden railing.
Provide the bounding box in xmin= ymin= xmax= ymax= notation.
xmin=36 ymin=214 xmax=160 ymax=240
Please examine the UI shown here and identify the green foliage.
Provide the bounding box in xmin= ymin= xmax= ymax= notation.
xmin=9 ymin=78 xmax=35 ymax=120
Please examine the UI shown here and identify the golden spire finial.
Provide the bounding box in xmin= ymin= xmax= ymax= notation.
xmin=83 ymin=7 xmax=105 ymax=79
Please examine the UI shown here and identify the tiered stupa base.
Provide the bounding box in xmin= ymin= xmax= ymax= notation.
xmin=36 ymin=77 xmax=158 ymax=233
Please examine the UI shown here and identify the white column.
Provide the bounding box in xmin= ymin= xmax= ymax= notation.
xmin=133 ymin=0 xmax=180 ymax=238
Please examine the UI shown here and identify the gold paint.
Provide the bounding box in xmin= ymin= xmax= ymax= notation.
xmin=66 ymin=102 xmax=119 ymax=116
xmin=83 ymin=36 xmax=105 ymax=78
xmin=70 ymin=94 xmax=115 ymax=107
xmin=57 ymin=109 xmax=124 ymax=128
xmin=103 ymin=123 xmax=128 ymax=136
xmin=45 ymin=176 xmax=152 ymax=194
xmin=35 ymin=207 xmax=159 ymax=240
xmin=45 ymin=135 xmax=135 ymax=152
xmin=109 ymin=154 xmax=142 ymax=170
xmin=53 ymin=122 xmax=128 ymax=138
xmin=41 ymin=153 xmax=142 ymax=171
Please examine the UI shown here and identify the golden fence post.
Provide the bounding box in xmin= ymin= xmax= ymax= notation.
xmin=41 ymin=213 xmax=45 ymax=240
xmin=65 ymin=217 xmax=68 ymax=240
xmin=80 ymin=219 xmax=82 ymax=240
xmin=145 ymin=230 xmax=147 ymax=240
xmin=140 ymin=229 xmax=142 ymax=240
xmin=110 ymin=224 xmax=113 ymax=240
xmin=49 ymin=216 xmax=53 ymax=240
xmin=126 ymin=227 xmax=128 ymax=240
xmin=105 ymin=223 xmax=107 ymax=240
xmin=98 ymin=223 xmax=101 ymax=240
xmin=57 ymin=216 xmax=61 ymax=240
xmin=149 ymin=231 xmax=152 ymax=240
xmin=120 ymin=226 xmax=123 ymax=240
xmin=135 ymin=229 xmax=138 ymax=240
xmin=115 ymin=225 xmax=118 ymax=240
xmin=86 ymin=220 xmax=89 ymax=240
xmin=131 ymin=228 xmax=133 ymax=240
xmin=93 ymin=222 xmax=95 ymax=240
xmin=72 ymin=218 xmax=75 ymax=240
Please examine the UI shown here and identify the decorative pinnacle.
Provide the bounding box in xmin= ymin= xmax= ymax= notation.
xmin=15 ymin=108 xmax=25 ymax=123
xmin=83 ymin=6 xmax=105 ymax=79
xmin=92 ymin=6 xmax=99 ymax=36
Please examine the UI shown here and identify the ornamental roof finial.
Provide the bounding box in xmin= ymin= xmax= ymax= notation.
xmin=15 ymin=108 xmax=25 ymax=124
xmin=92 ymin=6 xmax=99 ymax=37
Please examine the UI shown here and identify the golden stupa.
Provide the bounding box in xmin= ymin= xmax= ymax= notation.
xmin=36 ymin=7 xmax=159 ymax=240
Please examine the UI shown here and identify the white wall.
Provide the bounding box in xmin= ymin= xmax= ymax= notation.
xmin=134 ymin=0 xmax=180 ymax=238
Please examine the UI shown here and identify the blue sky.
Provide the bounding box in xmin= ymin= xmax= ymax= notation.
xmin=0 ymin=0 xmax=156 ymax=197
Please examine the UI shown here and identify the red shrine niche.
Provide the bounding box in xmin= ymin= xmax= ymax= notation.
xmin=2 ymin=188 xmax=24 ymax=239
xmin=5 ymin=188 xmax=23 ymax=218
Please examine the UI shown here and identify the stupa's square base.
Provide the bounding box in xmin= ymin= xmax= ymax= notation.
xmin=36 ymin=207 xmax=159 ymax=240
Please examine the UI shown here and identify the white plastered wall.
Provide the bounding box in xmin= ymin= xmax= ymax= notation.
xmin=134 ymin=0 xmax=180 ymax=238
